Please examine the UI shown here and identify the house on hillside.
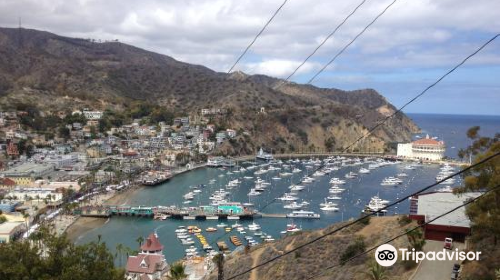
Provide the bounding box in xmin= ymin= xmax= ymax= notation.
xmin=126 ymin=232 xmax=169 ymax=280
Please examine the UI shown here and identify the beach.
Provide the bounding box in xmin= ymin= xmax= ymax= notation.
xmin=56 ymin=185 xmax=144 ymax=241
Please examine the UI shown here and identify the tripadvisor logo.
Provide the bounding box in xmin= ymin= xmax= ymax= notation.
xmin=375 ymin=244 xmax=481 ymax=267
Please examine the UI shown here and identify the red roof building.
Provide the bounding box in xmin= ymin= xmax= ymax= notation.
xmin=126 ymin=233 xmax=169 ymax=280
xmin=397 ymin=134 xmax=445 ymax=161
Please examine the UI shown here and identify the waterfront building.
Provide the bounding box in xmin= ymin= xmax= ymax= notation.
xmin=409 ymin=192 xmax=481 ymax=242
xmin=126 ymin=233 xmax=169 ymax=280
xmin=397 ymin=134 xmax=445 ymax=161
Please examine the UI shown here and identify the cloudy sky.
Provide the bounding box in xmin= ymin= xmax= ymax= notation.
xmin=1 ymin=0 xmax=499 ymax=115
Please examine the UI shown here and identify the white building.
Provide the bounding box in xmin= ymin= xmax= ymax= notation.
xmin=397 ymin=135 xmax=445 ymax=161
xmin=7 ymin=188 xmax=63 ymax=203
xmin=82 ymin=110 xmax=103 ymax=120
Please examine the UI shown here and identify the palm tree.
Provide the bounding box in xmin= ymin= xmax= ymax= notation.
xmin=22 ymin=212 xmax=30 ymax=229
xmin=136 ymin=236 xmax=144 ymax=248
xmin=116 ymin=243 xmax=124 ymax=266
xmin=213 ymin=253 xmax=224 ymax=280
xmin=167 ymin=262 xmax=187 ymax=280
xmin=366 ymin=260 xmax=388 ymax=280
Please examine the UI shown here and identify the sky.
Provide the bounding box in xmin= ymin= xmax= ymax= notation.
xmin=0 ymin=0 xmax=499 ymax=115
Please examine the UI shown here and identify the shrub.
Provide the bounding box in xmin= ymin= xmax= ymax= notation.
xmin=340 ymin=237 xmax=366 ymax=264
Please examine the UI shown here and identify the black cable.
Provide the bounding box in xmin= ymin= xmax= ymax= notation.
xmin=305 ymin=184 xmax=500 ymax=279
xmin=224 ymin=151 xmax=500 ymax=280
xmin=342 ymin=32 xmax=500 ymax=153
xmin=227 ymin=0 xmax=289 ymax=73
xmin=307 ymin=0 xmax=398 ymax=84
xmin=282 ymin=0 xmax=369 ymax=83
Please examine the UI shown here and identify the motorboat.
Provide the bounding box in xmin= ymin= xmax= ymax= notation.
xmin=277 ymin=193 xmax=299 ymax=201
xmin=330 ymin=178 xmax=346 ymax=185
xmin=283 ymin=201 xmax=303 ymax=210
xmin=289 ymin=184 xmax=306 ymax=192
xmin=248 ymin=222 xmax=261 ymax=231
xmin=359 ymin=168 xmax=370 ymax=174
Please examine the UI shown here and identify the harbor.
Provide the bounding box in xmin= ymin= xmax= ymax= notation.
xmin=75 ymin=155 xmax=462 ymax=264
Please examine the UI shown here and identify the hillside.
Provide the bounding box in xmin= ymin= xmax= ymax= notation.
xmin=208 ymin=216 xmax=419 ymax=280
xmin=0 ymin=27 xmax=419 ymax=153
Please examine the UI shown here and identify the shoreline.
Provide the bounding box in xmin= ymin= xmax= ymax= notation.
xmin=63 ymin=163 xmax=204 ymax=242
xmin=64 ymin=185 xmax=143 ymax=242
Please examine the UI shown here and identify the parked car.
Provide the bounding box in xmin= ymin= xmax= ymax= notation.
xmin=451 ymin=263 xmax=461 ymax=280
xmin=444 ymin=237 xmax=453 ymax=249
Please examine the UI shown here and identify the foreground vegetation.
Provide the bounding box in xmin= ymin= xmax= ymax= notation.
xmin=0 ymin=227 xmax=124 ymax=280
xmin=456 ymin=127 xmax=500 ymax=279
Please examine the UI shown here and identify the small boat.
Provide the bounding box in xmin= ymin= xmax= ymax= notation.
xmin=225 ymin=227 xmax=232 ymax=232
xmin=206 ymin=227 xmax=217 ymax=232
xmin=217 ymin=223 xmax=228 ymax=228
xmin=230 ymin=236 xmax=243 ymax=246
xmin=248 ymin=222 xmax=261 ymax=231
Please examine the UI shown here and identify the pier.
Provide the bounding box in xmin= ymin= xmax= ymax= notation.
xmin=75 ymin=205 xmax=258 ymax=220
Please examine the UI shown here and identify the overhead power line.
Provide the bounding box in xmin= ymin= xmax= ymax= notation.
xmin=307 ymin=0 xmax=398 ymax=84
xmin=224 ymin=151 xmax=500 ymax=280
xmin=283 ymin=0 xmax=369 ymax=82
xmin=227 ymin=0 xmax=289 ymax=74
xmin=305 ymin=183 xmax=500 ymax=280
xmin=342 ymin=32 xmax=500 ymax=153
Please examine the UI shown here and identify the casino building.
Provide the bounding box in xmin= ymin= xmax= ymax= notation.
xmin=397 ymin=134 xmax=445 ymax=161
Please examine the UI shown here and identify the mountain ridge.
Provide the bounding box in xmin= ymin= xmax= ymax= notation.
xmin=0 ymin=27 xmax=419 ymax=154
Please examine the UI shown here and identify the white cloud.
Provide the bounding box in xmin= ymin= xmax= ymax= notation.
xmin=0 ymin=0 xmax=499 ymax=77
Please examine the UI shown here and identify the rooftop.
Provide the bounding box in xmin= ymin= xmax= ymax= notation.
xmin=0 ymin=221 xmax=25 ymax=234
xmin=140 ymin=233 xmax=164 ymax=252
xmin=415 ymin=192 xmax=482 ymax=228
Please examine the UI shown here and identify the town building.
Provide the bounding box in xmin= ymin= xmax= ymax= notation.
xmin=7 ymin=188 xmax=63 ymax=204
xmin=0 ymin=221 xmax=26 ymax=243
xmin=397 ymin=135 xmax=445 ymax=161
xmin=1 ymin=163 xmax=56 ymax=185
xmin=82 ymin=110 xmax=103 ymax=120
xmin=409 ymin=192 xmax=482 ymax=242
xmin=126 ymin=233 xmax=169 ymax=280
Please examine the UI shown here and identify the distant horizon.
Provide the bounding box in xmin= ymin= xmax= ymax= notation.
xmin=405 ymin=112 xmax=500 ymax=117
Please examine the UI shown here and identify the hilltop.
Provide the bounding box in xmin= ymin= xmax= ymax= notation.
xmin=0 ymin=27 xmax=419 ymax=154
xmin=208 ymin=216 xmax=419 ymax=280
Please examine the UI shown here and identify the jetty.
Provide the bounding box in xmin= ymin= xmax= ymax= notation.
xmin=75 ymin=205 xmax=258 ymax=220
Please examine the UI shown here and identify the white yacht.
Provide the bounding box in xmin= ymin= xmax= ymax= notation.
xmin=292 ymin=167 xmax=302 ymax=173
xmin=277 ymin=193 xmax=299 ymax=201
xmin=248 ymin=222 xmax=261 ymax=231
xmin=381 ymin=177 xmax=402 ymax=186
xmin=320 ymin=203 xmax=340 ymax=212
xmin=345 ymin=171 xmax=357 ymax=179
xmin=330 ymin=178 xmax=346 ymax=185
xmin=256 ymin=148 xmax=273 ymax=161
xmin=289 ymin=184 xmax=306 ymax=191
xmin=248 ymin=188 xmax=261 ymax=196
xmin=359 ymin=168 xmax=370 ymax=174
xmin=283 ymin=201 xmax=303 ymax=210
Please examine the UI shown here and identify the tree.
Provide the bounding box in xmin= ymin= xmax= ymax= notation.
xmin=0 ymin=226 xmax=124 ymax=280
xmin=406 ymin=228 xmax=426 ymax=251
xmin=457 ymin=127 xmax=500 ymax=245
xmin=136 ymin=236 xmax=144 ymax=247
xmin=365 ymin=259 xmax=388 ymax=280
xmin=455 ymin=127 xmax=499 ymax=279
xmin=213 ymin=253 xmax=224 ymax=280
xmin=167 ymin=262 xmax=187 ymax=280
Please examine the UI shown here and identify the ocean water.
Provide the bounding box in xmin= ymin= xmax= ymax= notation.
xmin=407 ymin=113 xmax=500 ymax=159
xmin=75 ymin=113 xmax=500 ymax=264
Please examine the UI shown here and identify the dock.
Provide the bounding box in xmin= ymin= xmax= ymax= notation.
xmin=259 ymin=213 xmax=287 ymax=218
xmin=75 ymin=205 xmax=259 ymax=220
